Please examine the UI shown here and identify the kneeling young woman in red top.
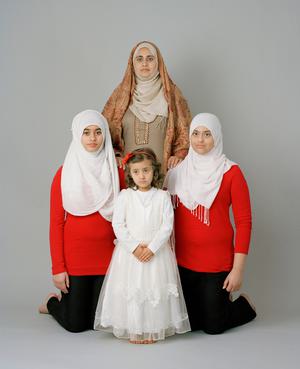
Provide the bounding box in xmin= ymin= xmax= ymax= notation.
xmin=39 ymin=110 xmax=120 ymax=332
xmin=165 ymin=113 xmax=256 ymax=334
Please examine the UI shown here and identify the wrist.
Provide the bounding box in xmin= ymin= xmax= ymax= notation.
xmin=231 ymin=266 xmax=244 ymax=273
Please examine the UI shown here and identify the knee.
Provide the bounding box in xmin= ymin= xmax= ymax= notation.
xmin=64 ymin=321 xmax=88 ymax=333
xmin=64 ymin=316 xmax=91 ymax=333
xmin=203 ymin=325 xmax=225 ymax=335
xmin=202 ymin=318 xmax=226 ymax=335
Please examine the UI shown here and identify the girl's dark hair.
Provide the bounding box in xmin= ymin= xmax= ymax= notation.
xmin=124 ymin=148 xmax=164 ymax=189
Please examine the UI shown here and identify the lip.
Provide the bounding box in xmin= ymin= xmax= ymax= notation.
xmin=88 ymin=143 xmax=97 ymax=147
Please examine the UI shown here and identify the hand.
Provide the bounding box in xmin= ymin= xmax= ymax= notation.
xmin=116 ymin=156 xmax=125 ymax=169
xmin=223 ymin=268 xmax=243 ymax=292
xmin=52 ymin=272 xmax=69 ymax=294
xmin=139 ymin=247 xmax=154 ymax=263
xmin=167 ymin=156 xmax=182 ymax=169
xmin=133 ymin=244 xmax=147 ymax=260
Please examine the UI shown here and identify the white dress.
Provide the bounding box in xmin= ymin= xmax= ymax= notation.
xmin=94 ymin=187 xmax=190 ymax=341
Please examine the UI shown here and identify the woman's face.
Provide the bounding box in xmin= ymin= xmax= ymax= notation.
xmin=133 ymin=47 xmax=158 ymax=80
xmin=81 ymin=125 xmax=103 ymax=152
xmin=190 ymin=126 xmax=214 ymax=155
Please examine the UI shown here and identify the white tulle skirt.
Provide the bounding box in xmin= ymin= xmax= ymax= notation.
xmin=94 ymin=243 xmax=191 ymax=341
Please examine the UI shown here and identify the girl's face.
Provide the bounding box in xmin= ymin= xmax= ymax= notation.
xmin=129 ymin=159 xmax=154 ymax=191
xmin=81 ymin=125 xmax=103 ymax=152
xmin=133 ymin=47 xmax=158 ymax=80
xmin=190 ymin=125 xmax=214 ymax=155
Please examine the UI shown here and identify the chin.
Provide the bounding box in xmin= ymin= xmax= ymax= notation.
xmin=196 ymin=149 xmax=207 ymax=155
xmin=86 ymin=148 xmax=98 ymax=152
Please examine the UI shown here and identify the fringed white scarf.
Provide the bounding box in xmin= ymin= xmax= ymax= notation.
xmin=165 ymin=113 xmax=235 ymax=225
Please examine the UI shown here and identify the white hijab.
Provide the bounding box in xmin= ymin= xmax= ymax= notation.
xmin=165 ymin=113 xmax=235 ymax=224
xmin=129 ymin=42 xmax=168 ymax=123
xmin=61 ymin=110 xmax=119 ymax=221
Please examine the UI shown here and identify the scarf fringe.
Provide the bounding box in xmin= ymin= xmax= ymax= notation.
xmin=171 ymin=195 xmax=210 ymax=226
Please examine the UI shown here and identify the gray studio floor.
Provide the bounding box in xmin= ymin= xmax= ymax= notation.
xmin=1 ymin=304 xmax=299 ymax=369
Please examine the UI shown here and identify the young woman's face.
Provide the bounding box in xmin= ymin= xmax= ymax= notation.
xmin=129 ymin=159 xmax=154 ymax=191
xmin=133 ymin=47 xmax=158 ymax=80
xmin=190 ymin=126 xmax=214 ymax=155
xmin=81 ymin=125 xmax=103 ymax=152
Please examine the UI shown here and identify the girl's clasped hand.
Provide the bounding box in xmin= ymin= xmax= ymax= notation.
xmin=133 ymin=244 xmax=154 ymax=263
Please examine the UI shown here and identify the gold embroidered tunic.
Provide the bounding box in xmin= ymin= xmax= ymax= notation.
xmin=122 ymin=109 xmax=167 ymax=165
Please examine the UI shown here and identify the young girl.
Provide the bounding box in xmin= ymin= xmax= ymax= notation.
xmin=39 ymin=110 xmax=120 ymax=332
xmin=94 ymin=148 xmax=190 ymax=343
xmin=165 ymin=113 xmax=256 ymax=334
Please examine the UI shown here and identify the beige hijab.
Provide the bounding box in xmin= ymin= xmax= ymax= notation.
xmin=129 ymin=42 xmax=168 ymax=123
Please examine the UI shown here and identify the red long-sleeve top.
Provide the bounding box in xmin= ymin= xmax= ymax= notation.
xmin=174 ymin=165 xmax=252 ymax=273
xmin=49 ymin=167 xmax=125 ymax=276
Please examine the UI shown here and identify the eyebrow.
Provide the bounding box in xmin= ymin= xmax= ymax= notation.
xmin=193 ymin=129 xmax=211 ymax=133
xmin=132 ymin=166 xmax=152 ymax=170
xmin=83 ymin=127 xmax=101 ymax=131
xmin=136 ymin=54 xmax=154 ymax=58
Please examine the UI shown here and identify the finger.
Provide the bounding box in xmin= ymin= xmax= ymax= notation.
xmin=223 ymin=277 xmax=229 ymax=289
xmin=65 ymin=274 xmax=70 ymax=288
xmin=56 ymin=282 xmax=67 ymax=293
xmin=142 ymin=255 xmax=149 ymax=262
xmin=61 ymin=284 xmax=68 ymax=294
xmin=59 ymin=280 xmax=68 ymax=294
xmin=226 ymin=282 xmax=233 ymax=292
xmin=174 ymin=159 xmax=182 ymax=167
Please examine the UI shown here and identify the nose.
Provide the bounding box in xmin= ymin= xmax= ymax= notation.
xmin=90 ymin=133 xmax=96 ymax=141
xmin=198 ymin=133 xmax=204 ymax=142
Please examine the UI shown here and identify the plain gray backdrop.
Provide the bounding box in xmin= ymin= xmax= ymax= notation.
xmin=1 ymin=1 xmax=299 ymax=368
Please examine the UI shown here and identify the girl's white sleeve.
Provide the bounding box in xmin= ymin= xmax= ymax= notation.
xmin=148 ymin=191 xmax=174 ymax=254
xmin=112 ymin=190 xmax=140 ymax=254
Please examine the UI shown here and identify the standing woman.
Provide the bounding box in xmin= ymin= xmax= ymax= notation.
xmin=39 ymin=110 xmax=119 ymax=333
xmin=102 ymin=41 xmax=191 ymax=173
xmin=165 ymin=113 xmax=256 ymax=334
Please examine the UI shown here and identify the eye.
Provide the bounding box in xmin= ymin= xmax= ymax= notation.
xmin=205 ymin=132 xmax=212 ymax=137
xmin=96 ymin=130 xmax=102 ymax=135
xmin=192 ymin=131 xmax=198 ymax=136
xmin=135 ymin=56 xmax=143 ymax=63
xmin=147 ymin=56 xmax=155 ymax=62
xmin=83 ymin=131 xmax=89 ymax=135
